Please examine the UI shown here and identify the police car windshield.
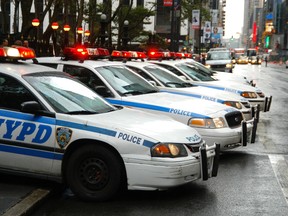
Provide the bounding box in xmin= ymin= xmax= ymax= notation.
xmin=176 ymin=63 xmax=216 ymax=81
xmin=96 ymin=65 xmax=158 ymax=96
xmin=143 ymin=65 xmax=193 ymax=88
xmin=185 ymin=61 xmax=214 ymax=75
xmin=24 ymin=73 xmax=117 ymax=114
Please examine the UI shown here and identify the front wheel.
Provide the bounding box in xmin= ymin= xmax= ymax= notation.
xmin=65 ymin=144 xmax=124 ymax=201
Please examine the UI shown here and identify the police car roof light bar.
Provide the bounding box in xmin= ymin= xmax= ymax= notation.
xmin=62 ymin=46 xmax=89 ymax=62
xmin=110 ymin=50 xmax=146 ymax=62
xmin=0 ymin=46 xmax=36 ymax=61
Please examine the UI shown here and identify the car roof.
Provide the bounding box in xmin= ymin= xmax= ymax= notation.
xmin=149 ymin=60 xmax=186 ymax=66
xmin=0 ymin=61 xmax=61 ymax=78
xmin=124 ymin=60 xmax=162 ymax=67
xmin=36 ymin=57 xmax=125 ymax=68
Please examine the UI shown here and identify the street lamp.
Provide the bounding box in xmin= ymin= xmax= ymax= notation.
xmin=77 ymin=27 xmax=83 ymax=45
xmin=63 ymin=24 xmax=70 ymax=47
xmin=31 ymin=18 xmax=40 ymax=55
xmin=100 ymin=14 xmax=107 ymax=47
xmin=51 ymin=22 xmax=59 ymax=56
xmin=122 ymin=20 xmax=129 ymax=50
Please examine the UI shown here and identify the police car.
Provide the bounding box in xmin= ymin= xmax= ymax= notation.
xmin=123 ymin=60 xmax=257 ymax=122
xmin=0 ymin=46 xmax=219 ymax=201
xmin=150 ymin=60 xmax=272 ymax=112
xmin=183 ymin=59 xmax=256 ymax=87
xmin=34 ymin=47 xmax=255 ymax=151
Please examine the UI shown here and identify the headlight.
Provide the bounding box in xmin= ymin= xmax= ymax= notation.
xmin=205 ymin=65 xmax=211 ymax=69
xmin=189 ymin=117 xmax=226 ymax=128
xmin=226 ymin=63 xmax=233 ymax=68
xmin=241 ymin=91 xmax=257 ymax=98
xmin=151 ymin=143 xmax=188 ymax=157
xmin=224 ymin=101 xmax=242 ymax=109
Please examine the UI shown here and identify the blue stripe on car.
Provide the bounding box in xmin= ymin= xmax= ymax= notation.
xmin=0 ymin=143 xmax=63 ymax=160
xmin=106 ymin=99 xmax=209 ymax=118
xmin=159 ymin=90 xmax=225 ymax=103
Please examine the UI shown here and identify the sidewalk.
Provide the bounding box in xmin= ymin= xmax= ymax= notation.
xmin=0 ymin=178 xmax=52 ymax=216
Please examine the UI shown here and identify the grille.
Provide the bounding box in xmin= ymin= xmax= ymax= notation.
xmin=185 ymin=140 xmax=204 ymax=153
xmin=225 ymin=111 xmax=243 ymax=128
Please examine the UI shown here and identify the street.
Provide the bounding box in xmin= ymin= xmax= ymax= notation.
xmin=2 ymin=62 xmax=288 ymax=216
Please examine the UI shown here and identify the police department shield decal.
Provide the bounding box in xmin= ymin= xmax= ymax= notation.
xmin=56 ymin=127 xmax=72 ymax=148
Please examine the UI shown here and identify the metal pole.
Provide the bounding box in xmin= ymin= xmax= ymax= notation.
xmin=199 ymin=15 xmax=201 ymax=57
xmin=170 ymin=0 xmax=175 ymax=51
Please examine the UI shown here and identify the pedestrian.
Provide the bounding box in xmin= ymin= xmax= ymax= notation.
xmin=264 ymin=56 xmax=268 ymax=67
xmin=23 ymin=40 xmax=29 ymax=48
xmin=201 ymin=54 xmax=206 ymax=65
xmin=12 ymin=40 xmax=22 ymax=47
xmin=0 ymin=39 xmax=9 ymax=47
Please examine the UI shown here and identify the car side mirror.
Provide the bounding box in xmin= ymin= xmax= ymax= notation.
xmin=94 ymin=86 xmax=112 ymax=97
xmin=148 ymin=80 xmax=157 ymax=86
xmin=179 ymin=75 xmax=189 ymax=81
xmin=21 ymin=101 xmax=41 ymax=113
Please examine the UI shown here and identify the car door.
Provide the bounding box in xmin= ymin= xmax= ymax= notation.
xmin=0 ymin=73 xmax=56 ymax=174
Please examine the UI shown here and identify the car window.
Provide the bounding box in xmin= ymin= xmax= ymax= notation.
xmin=127 ymin=66 xmax=156 ymax=83
xmin=24 ymin=73 xmax=116 ymax=113
xmin=0 ymin=74 xmax=38 ymax=111
xmin=176 ymin=64 xmax=215 ymax=81
xmin=62 ymin=65 xmax=114 ymax=97
xmin=155 ymin=64 xmax=183 ymax=76
xmin=96 ymin=65 xmax=158 ymax=96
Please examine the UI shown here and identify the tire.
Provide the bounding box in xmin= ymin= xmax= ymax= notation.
xmin=65 ymin=144 xmax=123 ymax=201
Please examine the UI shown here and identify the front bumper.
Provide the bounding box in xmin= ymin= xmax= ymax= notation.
xmin=249 ymin=96 xmax=272 ymax=112
xmin=124 ymin=143 xmax=219 ymax=190
xmin=198 ymin=118 xmax=256 ymax=151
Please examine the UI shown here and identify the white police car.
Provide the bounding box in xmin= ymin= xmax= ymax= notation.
xmin=34 ymin=47 xmax=255 ymax=151
xmin=0 ymin=46 xmax=219 ymax=201
xmin=150 ymin=60 xmax=272 ymax=112
xmin=123 ymin=60 xmax=257 ymax=122
xmin=183 ymin=59 xmax=256 ymax=86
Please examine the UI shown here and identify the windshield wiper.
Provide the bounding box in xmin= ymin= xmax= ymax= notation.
xmin=65 ymin=110 xmax=98 ymax=115
xmin=122 ymin=90 xmax=144 ymax=96
xmin=145 ymin=90 xmax=159 ymax=94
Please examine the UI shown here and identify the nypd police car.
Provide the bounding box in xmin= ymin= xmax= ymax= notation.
xmin=150 ymin=60 xmax=272 ymax=112
xmin=0 ymin=46 xmax=219 ymax=201
xmin=34 ymin=47 xmax=255 ymax=151
xmin=183 ymin=59 xmax=256 ymax=87
xmin=123 ymin=60 xmax=257 ymax=122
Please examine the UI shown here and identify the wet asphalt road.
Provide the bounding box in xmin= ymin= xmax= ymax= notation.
xmin=8 ymin=63 xmax=288 ymax=216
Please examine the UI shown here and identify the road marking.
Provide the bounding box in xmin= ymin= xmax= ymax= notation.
xmin=269 ymin=154 xmax=288 ymax=205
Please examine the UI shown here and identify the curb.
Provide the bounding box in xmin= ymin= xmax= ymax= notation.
xmin=2 ymin=188 xmax=51 ymax=216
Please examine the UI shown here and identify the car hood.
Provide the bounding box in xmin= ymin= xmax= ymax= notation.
xmin=192 ymin=80 xmax=262 ymax=93
xmin=57 ymin=107 xmax=202 ymax=144
xmin=158 ymin=86 xmax=249 ymax=103
xmin=106 ymin=92 xmax=238 ymax=118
